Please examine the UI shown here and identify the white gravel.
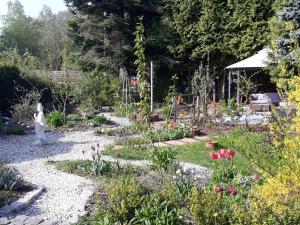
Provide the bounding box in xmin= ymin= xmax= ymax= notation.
xmin=0 ymin=114 xmax=131 ymax=225
xmin=0 ymin=114 xmax=211 ymax=225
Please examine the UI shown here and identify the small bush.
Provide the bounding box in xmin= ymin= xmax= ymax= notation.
xmin=90 ymin=115 xmax=109 ymax=126
xmin=66 ymin=114 xmax=82 ymax=122
xmin=5 ymin=125 xmax=26 ymax=135
xmin=149 ymin=147 xmax=177 ymax=174
xmin=53 ymin=160 xmax=92 ymax=175
xmin=114 ymin=104 xmax=135 ymax=118
xmin=107 ymin=177 xmax=144 ymax=223
xmin=130 ymin=190 xmax=181 ymax=224
xmin=47 ymin=111 xmax=65 ymax=128
xmin=0 ymin=165 xmax=26 ymax=191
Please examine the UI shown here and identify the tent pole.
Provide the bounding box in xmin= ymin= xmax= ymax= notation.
xmin=228 ymin=69 xmax=231 ymax=101
xmin=237 ymin=70 xmax=240 ymax=104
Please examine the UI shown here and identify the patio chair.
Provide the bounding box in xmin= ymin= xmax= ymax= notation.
xmin=250 ymin=93 xmax=281 ymax=112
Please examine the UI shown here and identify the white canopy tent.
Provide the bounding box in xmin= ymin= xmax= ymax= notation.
xmin=225 ymin=48 xmax=271 ymax=103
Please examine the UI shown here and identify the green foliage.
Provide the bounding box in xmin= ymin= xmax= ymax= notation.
xmin=134 ymin=16 xmax=151 ymax=124
xmin=0 ymin=0 xmax=42 ymax=56
xmin=95 ymin=126 xmax=138 ymax=136
xmin=91 ymin=151 xmax=112 ymax=176
xmin=114 ymin=103 xmax=135 ymax=118
xmin=130 ymin=191 xmax=181 ymax=225
xmin=0 ymin=65 xmax=26 ymax=111
xmin=0 ymin=165 xmax=26 ymax=191
xmin=89 ymin=115 xmax=109 ymax=126
xmin=66 ymin=114 xmax=82 ymax=122
xmin=107 ymin=177 xmax=144 ymax=223
xmin=47 ymin=111 xmax=65 ymax=128
xmin=221 ymin=98 xmax=243 ymax=124
xmin=5 ymin=125 xmax=25 ymax=135
xmin=0 ymin=49 xmax=50 ymax=112
xmin=188 ymin=186 xmax=232 ymax=225
xmin=145 ymin=125 xmax=193 ymax=142
xmin=164 ymin=0 xmax=275 ymax=64
xmin=149 ymin=147 xmax=177 ymax=174
xmin=53 ymin=160 xmax=92 ymax=175
xmin=73 ymin=72 xmax=121 ymax=108
xmin=162 ymin=75 xmax=178 ymax=123
xmin=268 ymin=0 xmax=300 ymax=89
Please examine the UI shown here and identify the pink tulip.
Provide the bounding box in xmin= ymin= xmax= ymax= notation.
xmin=251 ymin=174 xmax=260 ymax=180
xmin=227 ymin=187 xmax=237 ymax=196
xmin=220 ymin=149 xmax=227 ymax=155
xmin=215 ymin=185 xmax=223 ymax=193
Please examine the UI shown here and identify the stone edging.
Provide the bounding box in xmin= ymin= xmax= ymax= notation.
xmin=0 ymin=186 xmax=46 ymax=216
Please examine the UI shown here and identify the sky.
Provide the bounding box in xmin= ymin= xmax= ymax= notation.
xmin=0 ymin=0 xmax=68 ymax=18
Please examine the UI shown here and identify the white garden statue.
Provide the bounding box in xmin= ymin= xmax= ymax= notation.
xmin=34 ymin=103 xmax=46 ymax=145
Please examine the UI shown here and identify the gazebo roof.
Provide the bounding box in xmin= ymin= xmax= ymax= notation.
xmin=226 ymin=48 xmax=270 ymax=70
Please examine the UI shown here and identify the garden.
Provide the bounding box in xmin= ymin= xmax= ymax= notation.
xmin=1 ymin=0 xmax=300 ymax=224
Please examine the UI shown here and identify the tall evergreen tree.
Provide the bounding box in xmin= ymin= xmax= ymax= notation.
xmin=64 ymin=0 xmax=162 ymax=74
xmin=163 ymin=0 xmax=276 ymax=67
xmin=269 ymin=0 xmax=300 ymax=89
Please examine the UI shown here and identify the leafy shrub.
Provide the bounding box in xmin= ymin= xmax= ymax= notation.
xmin=66 ymin=114 xmax=82 ymax=122
xmin=162 ymin=104 xmax=173 ymax=123
xmin=91 ymin=151 xmax=113 ymax=176
xmin=188 ymin=186 xmax=231 ymax=225
xmin=106 ymin=177 xmax=144 ymax=223
xmin=130 ymin=190 xmax=181 ymax=225
xmin=5 ymin=125 xmax=26 ymax=135
xmin=149 ymin=147 xmax=177 ymax=174
xmin=73 ymin=72 xmax=121 ymax=108
xmin=114 ymin=104 xmax=135 ymax=118
xmin=173 ymin=170 xmax=194 ymax=199
xmin=95 ymin=126 xmax=138 ymax=136
xmin=145 ymin=125 xmax=192 ymax=142
xmin=47 ymin=111 xmax=65 ymax=128
xmin=53 ymin=160 xmax=92 ymax=175
xmin=0 ymin=66 xmax=29 ymax=112
xmin=10 ymin=89 xmax=41 ymax=125
xmin=90 ymin=115 xmax=109 ymax=126
xmin=0 ymin=165 xmax=26 ymax=191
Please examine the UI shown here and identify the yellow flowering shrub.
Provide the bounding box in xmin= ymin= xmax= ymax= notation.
xmin=252 ymin=76 xmax=300 ymax=215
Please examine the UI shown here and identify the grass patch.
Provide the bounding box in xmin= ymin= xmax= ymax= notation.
xmin=103 ymin=129 xmax=272 ymax=175
xmin=50 ymin=159 xmax=147 ymax=178
xmin=102 ymin=145 xmax=149 ymax=160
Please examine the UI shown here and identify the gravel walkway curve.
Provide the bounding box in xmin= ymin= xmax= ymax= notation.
xmin=0 ymin=114 xmax=212 ymax=225
xmin=0 ymin=114 xmax=130 ymax=225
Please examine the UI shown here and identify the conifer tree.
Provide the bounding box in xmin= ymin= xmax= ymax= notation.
xmin=269 ymin=0 xmax=300 ymax=89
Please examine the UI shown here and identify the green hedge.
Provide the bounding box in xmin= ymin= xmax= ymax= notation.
xmin=0 ymin=65 xmax=52 ymax=112
xmin=0 ymin=66 xmax=30 ymax=112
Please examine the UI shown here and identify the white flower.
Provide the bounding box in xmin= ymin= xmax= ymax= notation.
xmin=193 ymin=177 xmax=197 ymax=181
xmin=176 ymin=169 xmax=181 ymax=175
xmin=173 ymin=176 xmax=177 ymax=179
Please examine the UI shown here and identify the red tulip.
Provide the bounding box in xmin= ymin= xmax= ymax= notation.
xmin=210 ymin=152 xmax=219 ymax=160
xmin=215 ymin=185 xmax=223 ymax=193
xmin=228 ymin=149 xmax=235 ymax=157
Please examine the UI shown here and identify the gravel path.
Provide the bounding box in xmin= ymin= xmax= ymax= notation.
xmin=0 ymin=114 xmax=212 ymax=225
xmin=0 ymin=114 xmax=130 ymax=225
